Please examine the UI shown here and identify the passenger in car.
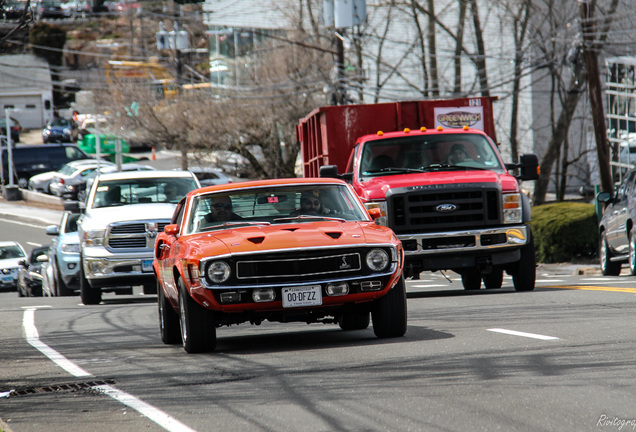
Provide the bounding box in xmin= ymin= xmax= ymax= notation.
xmin=204 ymin=195 xmax=241 ymax=222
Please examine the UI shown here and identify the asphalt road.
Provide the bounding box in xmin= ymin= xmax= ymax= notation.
xmin=1 ymin=205 xmax=635 ymax=432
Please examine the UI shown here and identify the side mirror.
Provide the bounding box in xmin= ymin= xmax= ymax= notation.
xmin=518 ymin=154 xmax=540 ymax=181
xmin=319 ymin=165 xmax=339 ymax=179
xmin=164 ymin=224 xmax=179 ymax=236
xmin=368 ymin=207 xmax=382 ymax=220
xmin=507 ymin=154 xmax=539 ymax=181
xmin=45 ymin=225 xmax=59 ymax=236
xmin=597 ymin=191 xmax=612 ymax=204
xmin=37 ymin=255 xmax=49 ymax=263
xmin=18 ymin=259 xmax=27 ymax=267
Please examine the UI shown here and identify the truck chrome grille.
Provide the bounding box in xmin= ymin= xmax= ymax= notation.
xmin=389 ymin=185 xmax=501 ymax=234
xmin=106 ymin=220 xmax=170 ymax=250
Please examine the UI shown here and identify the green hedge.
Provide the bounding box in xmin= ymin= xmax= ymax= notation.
xmin=530 ymin=202 xmax=598 ymax=263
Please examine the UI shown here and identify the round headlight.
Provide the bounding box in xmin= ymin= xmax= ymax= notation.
xmin=206 ymin=261 xmax=231 ymax=283
xmin=366 ymin=248 xmax=389 ymax=271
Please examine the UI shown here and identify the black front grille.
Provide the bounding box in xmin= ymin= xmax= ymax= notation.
xmin=203 ymin=246 xmax=392 ymax=286
xmin=389 ymin=184 xmax=501 ymax=234
xmin=237 ymin=253 xmax=361 ymax=279
xmin=108 ymin=238 xmax=147 ymax=248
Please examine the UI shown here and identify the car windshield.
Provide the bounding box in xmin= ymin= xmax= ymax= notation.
xmin=187 ymin=184 xmax=368 ymax=233
xmin=359 ymin=133 xmax=504 ymax=178
xmin=0 ymin=245 xmax=25 ymax=259
xmin=92 ymin=177 xmax=198 ymax=208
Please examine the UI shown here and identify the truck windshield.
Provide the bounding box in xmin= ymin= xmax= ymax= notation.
xmin=92 ymin=178 xmax=198 ymax=208
xmin=359 ymin=134 xmax=504 ymax=177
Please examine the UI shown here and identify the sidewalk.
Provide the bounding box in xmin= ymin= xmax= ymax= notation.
xmin=0 ymin=195 xmax=63 ymax=225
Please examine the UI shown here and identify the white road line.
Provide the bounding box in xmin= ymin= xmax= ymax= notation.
xmin=409 ymin=284 xmax=450 ymax=288
xmin=487 ymin=328 xmax=559 ymax=340
xmin=0 ymin=218 xmax=44 ymax=229
xmin=22 ymin=307 xmax=196 ymax=432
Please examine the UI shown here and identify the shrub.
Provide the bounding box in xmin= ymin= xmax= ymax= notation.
xmin=530 ymin=202 xmax=598 ymax=263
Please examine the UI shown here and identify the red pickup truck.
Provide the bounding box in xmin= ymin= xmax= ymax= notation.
xmin=297 ymin=97 xmax=539 ymax=291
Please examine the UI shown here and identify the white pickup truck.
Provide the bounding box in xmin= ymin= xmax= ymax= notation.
xmin=77 ymin=170 xmax=200 ymax=305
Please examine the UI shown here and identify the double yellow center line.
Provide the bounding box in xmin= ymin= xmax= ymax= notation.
xmin=544 ymin=285 xmax=636 ymax=293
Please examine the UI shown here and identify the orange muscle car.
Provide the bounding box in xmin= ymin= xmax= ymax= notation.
xmin=154 ymin=178 xmax=406 ymax=353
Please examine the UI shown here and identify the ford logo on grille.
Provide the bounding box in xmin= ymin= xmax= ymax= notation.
xmin=435 ymin=203 xmax=457 ymax=212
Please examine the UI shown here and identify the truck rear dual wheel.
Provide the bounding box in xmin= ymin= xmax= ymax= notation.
xmin=372 ymin=277 xmax=407 ymax=338
xmin=158 ymin=280 xmax=181 ymax=345
xmin=79 ymin=257 xmax=102 ymax=305
xmin=178 ymin=278 xmax=216 ymax=353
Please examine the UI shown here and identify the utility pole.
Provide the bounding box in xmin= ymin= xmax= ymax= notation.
xmin=579 ymin=0 xmax=613 ymax=194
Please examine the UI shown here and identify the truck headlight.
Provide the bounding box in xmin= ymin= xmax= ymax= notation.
xmin=83 ymin=229 xmax=106 ymax=246
xmin=364 ymin=201 xmax=388 ymax=226
xmin=503 ymin=193 xmax=522 ymax=224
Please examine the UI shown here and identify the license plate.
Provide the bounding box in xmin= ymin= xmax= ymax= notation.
xmin=281 ymin=285 xmax=322 ymax=308
xmin=2 ymin=276 xmax=13 ymax=284
xmin=142 ymin=260 xmax=154 ymax=272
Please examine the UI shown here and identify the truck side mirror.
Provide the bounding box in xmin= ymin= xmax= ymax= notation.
xmin=319 ymin=165 xmax=339 ymax=178
xmin=506 ymin=154 xmax=539 ymax=181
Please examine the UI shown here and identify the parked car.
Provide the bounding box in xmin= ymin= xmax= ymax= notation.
xmin=187 ymin=167 xmax=233 ymax=186
xmin=154 ymin=178 xmax=406 ymax=353
xmin=45 ymin=212 xmax=81 ymax=296
xmin=597 ymin=168 xmax=636 ymax=276
xmin=28 ymin=159 xmax=108 ymax=194
xmin=37 ymin=0 xmax=67 ymax=18
xmin=0 ymin=116 xmax=21 ymax=143
xmin=17 ymin=246 xmax=50 ymax=297
xmin=42 ymin=118 xmax=79 ymax=143
xmin=0 ymin=241 xmax=27 ymax=291
xmin=1 ymin=143 xmax=91 ymax=187
xmin=49 ymin=161 xmax=113 ymax=200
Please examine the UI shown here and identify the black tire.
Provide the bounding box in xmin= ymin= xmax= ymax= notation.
xmin=512 ymin=228 xmax=537 ymax=291
xmin=143 ymin=282 xmax=157 ymax=295
xmin=372 ymin=276 xmax=407 ymax=338
xmin=338 ymin=311 xmax=370 ymax=331
xmin=79 ymin=257 xmax=102 ymax=305
xmin=482 ymin=268 xmax=504 ymax=289
xmin=55 ymin=265 xmax=74 ymax=296
xmin=600 ymin=232 xmax=621 ymax=276
xmin=178 ymin=278 xmax=216 ymax=353
xmin=461 ymin=269 xmax=482 ymax=290
xmin=158 ymin=280 xmax=181 ymax=345
xmin=629 ymin=230 xmax=636 ymax=276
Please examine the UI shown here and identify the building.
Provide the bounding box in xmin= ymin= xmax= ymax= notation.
xmin=0 ymin=54 xmax=54 ymax=129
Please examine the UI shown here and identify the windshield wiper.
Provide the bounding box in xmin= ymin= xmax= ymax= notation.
xmin=420 ymin=164 xmax=489 ymax=171
xmin=273 ymin=215 xmax=346 ymax=223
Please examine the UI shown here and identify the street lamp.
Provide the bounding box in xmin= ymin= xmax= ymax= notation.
xmin=156 ymin=22 xmax=190 ymax=85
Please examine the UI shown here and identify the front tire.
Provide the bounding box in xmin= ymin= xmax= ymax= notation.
xmin=461 ymin=269 xmax=482 ymax=290
xmin=158 ymin=280 xmax=181 ymax=344
xmin=482 ymin=268 xmax=504 ymax=289
xmin=79 ymin=257 xmax=102 ymax=305
xmin=512 ymin=228 xmax=536 ymax=291
xmin=372 ymin=277 xmax=407 ymax=338
xmin=55 ymin=265 xmax=74 ymax=296
xmin=600 ymin=232 xmax=621 ymax=276
xmin=178 ymin=278 xmax=216 ymax=353
xmin=629 ymin=230 xmax=636 ymax=276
